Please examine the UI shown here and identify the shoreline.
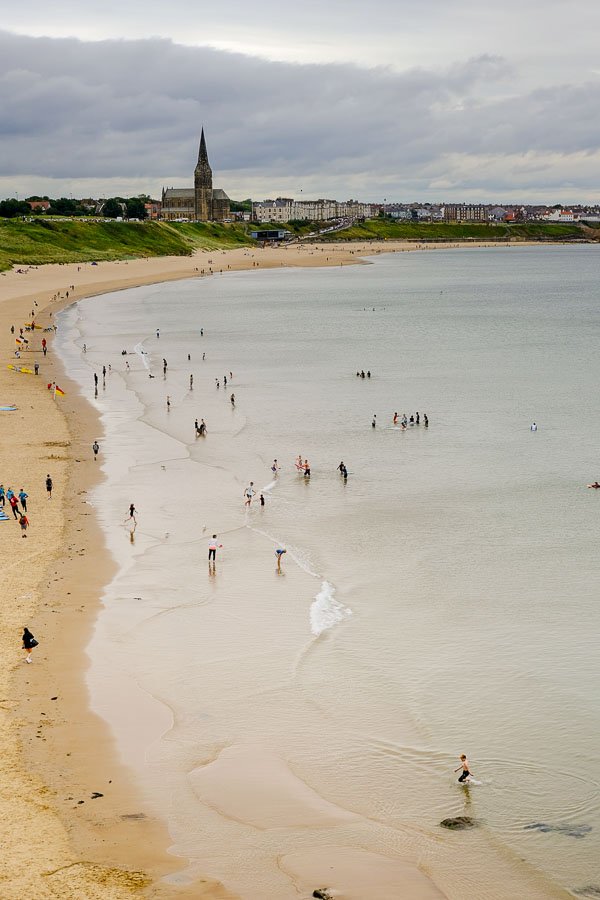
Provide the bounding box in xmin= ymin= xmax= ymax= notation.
xmin=0 ymin=240 xmax=578 ymax=899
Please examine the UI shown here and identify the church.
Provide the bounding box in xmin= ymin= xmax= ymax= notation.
xmin=161 ymin=128 xmax=230 ymax=222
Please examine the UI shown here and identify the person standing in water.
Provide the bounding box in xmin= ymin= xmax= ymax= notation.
xmin=190 ymin=374 xmax=193 ymax=389
xmin=92 ymin=441 xmax=99 ymax=461
xmin=454 ymin=754 xmax=473 ymax=783
xmin=530 ymin=422 xmax=537 ymax=431
xmin=271 ymin=460 xmax=279 ymax=475
xmin=275 ymin=547 xmax=287 ymax=572
xmin=303 ymin=459 xmax=311 ymax=477
xmin=244 ymin=482 xmax=255 ymax=506
xmin=46 ymin=474 xmax=53 ymax=498
xmin=372 ymin=414 xmax=377 ymax=428
xmin=230 ymin=393 xmax=235 ymax=406
xmin=208 ymin=534 xmax=222 ymax=562
xmin=166 ymin=395 xmax=171 ymax=410
xmin=423 ymin=414 xmax=429 ymax=427
xmin=128 ymin=503 xmax=137 ymax=524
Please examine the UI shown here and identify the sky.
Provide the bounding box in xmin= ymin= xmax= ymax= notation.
xmin=1 ymin=0 xmax=599 ymax=203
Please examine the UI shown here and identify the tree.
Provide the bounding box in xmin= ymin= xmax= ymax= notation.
xmin=0 ymin=198 xmax=30 ymax=218
xmin=126 ymin=197 xmax=147 ymax=219
xmin=102 ymin=198 xmax=123 ymax=218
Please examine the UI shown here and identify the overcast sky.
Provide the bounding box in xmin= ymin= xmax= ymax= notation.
xmin=1 ymin=0 xmax=599 ymax=202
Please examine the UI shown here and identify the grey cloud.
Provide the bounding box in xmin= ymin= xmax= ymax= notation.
xmin=0 ymin=30 xmax=598 ymax=200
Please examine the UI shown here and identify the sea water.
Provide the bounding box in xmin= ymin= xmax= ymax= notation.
xmin=57 ymin=246 xmax=600 ymax=898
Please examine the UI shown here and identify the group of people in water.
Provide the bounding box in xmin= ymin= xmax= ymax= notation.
xmin=392 ymin=411 xmax=428 ymax=428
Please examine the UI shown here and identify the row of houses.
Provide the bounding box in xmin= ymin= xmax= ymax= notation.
xmin=22 ymin=197 xmax=600 ymax=225
xmin=251 ymin=198 xmax=377 ymax=223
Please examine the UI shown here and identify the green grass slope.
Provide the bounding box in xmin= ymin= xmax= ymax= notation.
xmin=313 ymin=219 xmax=589 ymax=242
xmin=0 ymin=219 xmax=255 ymax=272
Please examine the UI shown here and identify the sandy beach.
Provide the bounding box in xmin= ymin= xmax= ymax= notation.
xmin=0 ymin=239 xmax=578 ymax=900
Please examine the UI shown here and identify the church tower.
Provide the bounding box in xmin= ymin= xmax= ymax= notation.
xmin=194 ymin=127 xmax=213 ymax=221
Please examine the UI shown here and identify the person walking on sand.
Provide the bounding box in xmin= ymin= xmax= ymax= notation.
xmin=455 ymin=754 xmax=473 ymax=784
xmin=208 ymin=534 xmax=223 ymax=562
xmin=244 ymin=482 xmax=255 ymax=506
xmin=128 ymin=503 xmax=137 ymax=524
xmin=46 ymin=474 xmax=53 ymax=499
xmin=92 ymin=440 xmax=100 ymax=461
xmin=271 ymin=459 xmax=279 ymax=475
xmin=18 ymin=488 xmax=28 ymax=511
xmin=9 ymin=494 xmax=19 ymax=519
xmin=275 ymin=547 xmax=287 ymax=572
xmin=22 ymin=627 xmax=38 ymax=663
xmin=19 ymin=512 xmax=29 ymax=537
xmin=0 ymin=484 xmax=4 ymax=507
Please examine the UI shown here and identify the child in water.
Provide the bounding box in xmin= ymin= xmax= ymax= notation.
xmin=454 ymin=754 xmax=473 ymax=783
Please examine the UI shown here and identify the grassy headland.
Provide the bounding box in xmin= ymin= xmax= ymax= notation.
xmin=0 ymin=219 xmax=255 ymax=272
xmin=303 ymin=219 xmax=596 ymax=242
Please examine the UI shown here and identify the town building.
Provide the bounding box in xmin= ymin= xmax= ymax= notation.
xmin=27 ymin=200 xmax=51 ymax=211
xmin=252 ymin=197 xmax=375 ymax=223
xmin=444 ymin=205 xmax=488 ymax=222
xmin=161 ymin=128 xmax=230 ymax=222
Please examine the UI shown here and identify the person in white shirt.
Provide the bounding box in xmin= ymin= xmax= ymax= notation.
xmin=208 ymin=534 xmax=222 ymax=562
xmin=530 ymin=422 xmax=537 ymax=431
xmin=244 ymin=482 xmax=255 ymax=506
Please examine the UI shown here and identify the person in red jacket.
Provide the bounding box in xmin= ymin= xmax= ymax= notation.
xmin=9 ymin=494 xmax=19 ymax=519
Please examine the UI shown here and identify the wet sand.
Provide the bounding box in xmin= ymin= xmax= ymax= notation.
xmin=0 ymin=239 xmax=575 ymax=899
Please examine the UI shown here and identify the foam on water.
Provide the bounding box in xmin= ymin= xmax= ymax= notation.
xmin=133 ymin=340 xmax=151 ymax=371
xmin=310 ymin=580 xmax=352 ymax=637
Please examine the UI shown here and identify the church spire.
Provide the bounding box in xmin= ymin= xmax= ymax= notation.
xmin=198 ymin=127 xmax=209 ymax=165
xmin=194 ymin=126 xmax=213 ymax=221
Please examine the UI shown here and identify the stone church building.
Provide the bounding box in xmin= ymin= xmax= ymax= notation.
xmin=161 ymin=129 xmax=230 ymax=221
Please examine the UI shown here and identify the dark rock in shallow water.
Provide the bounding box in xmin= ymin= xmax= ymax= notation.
xmin=524 ymin=822 xmax=592 ymax=839
xmin=440 ymin=816 xmax=477 ymax=830
xmin=313 ymin=891 xmax=333 ymax=900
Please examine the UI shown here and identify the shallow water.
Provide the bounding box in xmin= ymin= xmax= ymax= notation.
xmin=57 ymin=246 xmax=600 ymax=898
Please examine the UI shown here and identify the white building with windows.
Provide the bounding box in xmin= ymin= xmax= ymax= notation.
xmin=252 ymin=197 xmax=376 ymax=223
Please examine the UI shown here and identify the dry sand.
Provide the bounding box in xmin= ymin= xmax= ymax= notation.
xmin=0 ymin=239 xmax=571 ymax=899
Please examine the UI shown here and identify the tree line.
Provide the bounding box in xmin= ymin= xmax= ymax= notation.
xmin=0 ymin=196 xmax=150 ymax=219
